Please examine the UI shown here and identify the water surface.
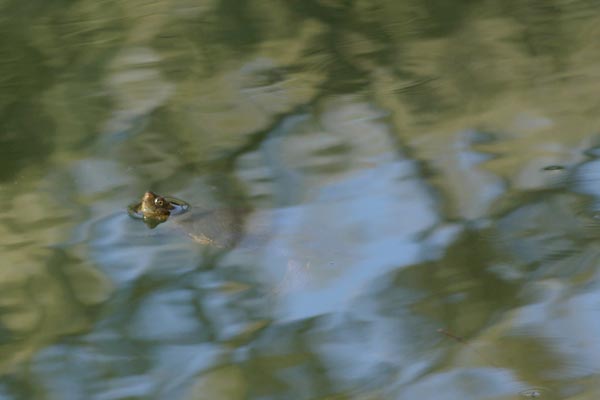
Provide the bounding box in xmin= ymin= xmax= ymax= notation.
xmin=2 ymin=1 xmax=600 ymax=399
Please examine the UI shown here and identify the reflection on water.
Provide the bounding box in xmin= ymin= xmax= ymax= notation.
xmin=2 ymin=0 xmax=600 ymax=398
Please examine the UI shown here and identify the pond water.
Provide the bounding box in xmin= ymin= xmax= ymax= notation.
xmin=2 ymin=1 xmax=600 ymax=399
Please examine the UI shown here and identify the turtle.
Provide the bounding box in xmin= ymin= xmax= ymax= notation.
xmin=129 ymin=191 xmax=247 ymax=249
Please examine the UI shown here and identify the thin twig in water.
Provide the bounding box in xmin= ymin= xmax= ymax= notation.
xmin=437 ymin=328 xmax=499 ymax=368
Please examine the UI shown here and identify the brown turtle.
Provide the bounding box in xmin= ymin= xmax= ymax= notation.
xmin=130 ymin=191 xmax=247 ymax=248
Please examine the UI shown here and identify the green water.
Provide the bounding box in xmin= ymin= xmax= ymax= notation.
xmin=2 ymin=1 xmax=600 ymax=399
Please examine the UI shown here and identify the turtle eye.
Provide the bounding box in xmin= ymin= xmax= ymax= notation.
xmin=155 ymin=198 xmax=164 ymax=207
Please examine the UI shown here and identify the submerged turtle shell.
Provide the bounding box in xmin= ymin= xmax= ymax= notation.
xmin=174 ymin=207 xmax=246 ymax=248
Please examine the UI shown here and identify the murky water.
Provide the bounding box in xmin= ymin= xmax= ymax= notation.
xmin=2 ymin=1 xmax=600 ymax=399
